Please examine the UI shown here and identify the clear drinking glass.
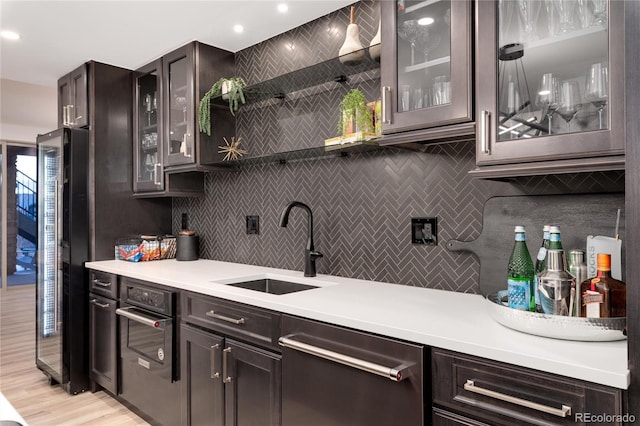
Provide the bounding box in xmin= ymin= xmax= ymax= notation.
xmin=591 ymin=0 xmax=607 ymax=26
xmin=517 ymin=0 xmax=542 ymax=41
xmin=576 ymin=0 xmax=593 ymax=29
xmin=535 ymin=73 xmax=560 ymax=135
xmin=557 ymin=80 xmax=582 ymax=131
xmin=544 ymin=0 xmax=559 ymax=37
xmin=554 ymin=0 xmax=577 ymax=34
xmin=585 ymin=62 xmax=608 ymax=129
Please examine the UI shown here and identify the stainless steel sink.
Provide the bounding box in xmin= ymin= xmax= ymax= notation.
xmin=227 ymin=278 xmax=318 ymax=295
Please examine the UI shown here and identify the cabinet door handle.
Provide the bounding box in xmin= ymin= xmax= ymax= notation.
xmin=205 ymin=310 xmax=245 ymax=325
xmin=222 ymin=347 xmax=232 ymax=383
xmin=90 ymin=299 xmax=110 ymax=309
xmin=210 ymin=344 xmax=220 ymax=379
xmin=382 ymin=86 xmax=392 ymax=125
xmin=92 ymin=279 xmax=112 ymax=287
xmin=63 ymin=106 xmax=69 ymax=126
xmin=68 ymin=105 xmax=75 ymax=125
xmin=463 ymin=380 xmax=572 ymax=418
xmin=154 ymin=163 xmax=162 ymax=186
xmin=279 ymin=335 xmax=409 ymax=382
xmin=480 ymin=110 xmax=491 ymax=155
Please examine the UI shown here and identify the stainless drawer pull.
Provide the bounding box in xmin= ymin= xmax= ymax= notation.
xmin=205 ymin=310 xmax=245 ymax=325
xmin=90 ymin=299 xmax=110 ymax=309
xmin=382 ymin=86 xmax=392 ymax=125
xmin=116 ymin=307 xmax=165 ymax=329
xmin=223 ymin=347 xmax=232 ymax=383
xmin=279 ymin=335 xmax=409 ymax=382
xmin=463 ymin=380 xmax=571 ymax=418
xmin=92 ymin=279 xmax=112 ymax=287
xmin=210 ymin=344 xmax=220 ymax=379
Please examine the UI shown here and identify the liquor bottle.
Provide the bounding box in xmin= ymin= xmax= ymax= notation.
xmin=581 ymin=253 xmax=626 ymax=318
xmin=534 ymin=225 xmax=551 ymax=312
xmin=507 ymin=226 xmax=536 ymax=311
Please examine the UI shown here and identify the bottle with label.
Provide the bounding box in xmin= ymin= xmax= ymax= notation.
xmin=507 ymin=226 xmax=535 ymax=311
xmin=567 ymin=249 xmax=588 ymax=316
xmin=581 ymin=253 xmax=626 ymax=318
xmin=534 ymin=225 xmax=551 ymax=312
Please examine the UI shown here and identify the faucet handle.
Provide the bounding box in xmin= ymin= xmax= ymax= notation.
xmin=310 ymin=250 xmax=323 ymax=259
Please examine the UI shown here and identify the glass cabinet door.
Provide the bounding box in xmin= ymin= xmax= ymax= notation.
xmin=381 ymin=0 xmax=472 ymax=134
xmin=163 ymin=45 xmax=195 ymax=167
xmin=476 ymin=0 xmax=624 ymax=166
xmin=134 ymin=60 xmax=164 ymax=192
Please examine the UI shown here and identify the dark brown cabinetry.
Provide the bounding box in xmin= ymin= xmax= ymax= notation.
xmin=472 ymin=0 xmax=625 ymax=178
xmin=432 ymin=349 xmax=623 ymax=425
xmin=58 ymin=63 xmax=88 ymax=128
xmin=133 ymin=41 xmax=236 ymax=197
xmin=181 ymin=292 xmax=282 ymax=426
xmin=88 ymin=271 xmax=118 ymax=395
xmin=379 ymin=0 xmax=473 ymax=145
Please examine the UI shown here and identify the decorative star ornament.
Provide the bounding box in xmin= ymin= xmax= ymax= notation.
xmin=218 ymin=136 xmax=248 ymax=161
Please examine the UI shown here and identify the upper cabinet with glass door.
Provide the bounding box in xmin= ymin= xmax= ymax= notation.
xmin=475 ymin=0 xmax=624 ymax=173
xmin=133 ymin=60 xmax=163 ymax=193
xmin=379 ymin=0 xmax=472 ymax=140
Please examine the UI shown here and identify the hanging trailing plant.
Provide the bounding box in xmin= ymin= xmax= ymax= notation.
xmin=337 ymin=89 xmax=373 ymax=136
xmin=198 ymin=77 xmax=247 ymax=136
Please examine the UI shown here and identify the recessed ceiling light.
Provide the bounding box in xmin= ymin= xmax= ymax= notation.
xmin=1 ymin=30 xmax=21 ymax=41
xmin=233 ymin=24 xmax=244 ymax=34
xmin=418 ymin=17 xmax=434 ymax=26
xmin=277 ymin=3 xmax=288 ymax=13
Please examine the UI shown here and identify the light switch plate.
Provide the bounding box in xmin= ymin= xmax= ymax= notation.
xmin=246 ymin=216 xmax=259 ymax=235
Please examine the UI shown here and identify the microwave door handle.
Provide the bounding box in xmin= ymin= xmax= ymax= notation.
xmin=116 ymin=307 xmax=166 ymax=329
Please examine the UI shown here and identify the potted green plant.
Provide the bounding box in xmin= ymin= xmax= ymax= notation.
xmin=337 ymin=89 xmax=373 ymax=136
xmin=198 ymin=77 xmax=247 ymax=136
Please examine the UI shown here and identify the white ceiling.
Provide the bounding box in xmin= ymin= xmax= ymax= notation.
xmin=0 ymin=0 xmax=356 ymax=88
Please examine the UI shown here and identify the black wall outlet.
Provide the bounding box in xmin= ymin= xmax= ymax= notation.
xmin=246 ymin=216 xmax=259 ymax=235
xmin=411 ymin=217 xmax=437 ymax=246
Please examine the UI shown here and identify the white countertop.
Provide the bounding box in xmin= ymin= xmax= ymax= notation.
xmin=86 ymin=259 xmax=630 ymax=389
xmin=0 ymin=392 xmax=28 ymax=425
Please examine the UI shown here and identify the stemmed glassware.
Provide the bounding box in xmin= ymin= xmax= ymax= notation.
xmin=536 ymin=73 xmax=560 ymax=135
xmin=397 ymin=20 xmax=421 ymax=65
xmin=591 ymin=0 xmax=607 ymax=26
xmin=557 ymin=80 xmax=582 ymax=131
xmin=417 ymin=26 xmax=441 ymax=63
xmin=585 ymin=62 xmax=609 ymax=129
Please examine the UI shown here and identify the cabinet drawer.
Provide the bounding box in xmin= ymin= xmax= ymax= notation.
xmin=432 ymin=349 xmax=622 ymax=426
xmin=182 ymin=292 xmax=281 ymax=352
xmin=89 ymin=270 xmax=118 ymax=299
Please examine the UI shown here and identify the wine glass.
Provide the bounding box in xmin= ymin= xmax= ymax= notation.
xmin=535 ymin=73 xmax=560 ymax=135
xmin=417 ymin=26 xmax=441 ymax=63
xmin=585 ymin=62 xmax=608 ymax=129
xmin=557 ymin=80 xmax=583 ymax=131
xmin=544 ymin=0 xmax=559 ymax=37
xmin=591 ymin=0 xmax=607 ymax=26
xmin=576 ymin=0 xmax=593 ymax=29
xmin=398 ymin=20 xmax=421 ymax=65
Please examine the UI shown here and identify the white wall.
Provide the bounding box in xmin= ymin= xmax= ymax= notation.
xmin=0 ymin=78 xmax=57 ymax=144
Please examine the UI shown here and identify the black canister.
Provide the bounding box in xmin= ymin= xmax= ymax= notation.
xmin=176 ymin=232 xmax=199 ymax=261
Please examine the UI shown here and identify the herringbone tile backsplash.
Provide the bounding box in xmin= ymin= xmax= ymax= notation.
xmin=173 ymin=2 xmax=625 ymax=293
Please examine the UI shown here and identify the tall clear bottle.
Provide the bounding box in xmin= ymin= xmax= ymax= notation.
xmin=507 ymin=226 xmax=536 ymax=311
xmin=534 ymin=225 xmax=551 ymax=312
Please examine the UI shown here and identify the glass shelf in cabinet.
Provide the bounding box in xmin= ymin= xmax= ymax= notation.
xmin=403 ymin=0 xmax=444 ymax=14
xmin=404 ymin=55 xmax=450 ymax=73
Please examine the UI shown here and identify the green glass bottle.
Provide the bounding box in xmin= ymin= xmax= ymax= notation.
xmin=548 ymin=225 xmax=563 ymax=251
xmin=507 ymin=226 xmax=536 ymax=311
xmin=534 ymin=225 xmax=551 ymax=312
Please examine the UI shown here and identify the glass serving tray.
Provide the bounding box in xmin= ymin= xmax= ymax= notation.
xmin=486 ymin=291 xmax=626 ymax=342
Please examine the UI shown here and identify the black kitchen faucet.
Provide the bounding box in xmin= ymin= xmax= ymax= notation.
xmin=279 ymin=201 xmax=323 ymax=277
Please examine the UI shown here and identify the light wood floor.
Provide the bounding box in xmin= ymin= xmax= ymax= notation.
xmin=0 ymin=286 xmax=150 ymax=425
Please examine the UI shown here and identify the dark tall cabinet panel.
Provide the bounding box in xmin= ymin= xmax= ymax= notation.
xmin=87 ymin=61 xmax=172 ymax=259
